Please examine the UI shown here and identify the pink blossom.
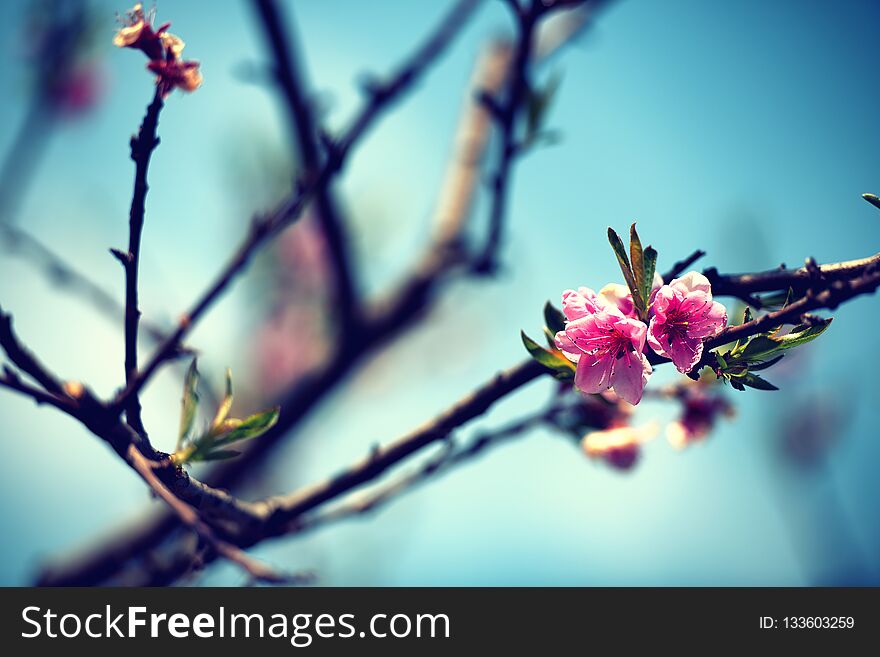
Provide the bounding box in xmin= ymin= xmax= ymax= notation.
xmin=647 ymin=271 xmax=727 ymax=374
xmin=666 ymin=384 xmax=733 ymax=449
xmin=561 ymin=272 xmax=663 ymax=322
xmin=581 ymin=422 xmax=657 ymax=470
xmin=555 ymin=303 xmax=652 ymax=405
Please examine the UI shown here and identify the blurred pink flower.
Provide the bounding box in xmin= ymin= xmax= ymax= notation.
xmin=555 ymin=303 xmax=652 ymax=405
xmin=48 ymin=63 xmax=103 ymax=116
xmin=582 ymin=422 xmax=657 ymax=470
xmin=647 ymin=271 xmax=727 ymax=373
xmin=667 ymin=384 xmax=733 ymax=449
xmin=254 ymin=305 xmax=328 ymax=396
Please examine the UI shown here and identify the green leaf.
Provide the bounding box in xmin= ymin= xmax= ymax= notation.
xmin=211 ymin=368 xmax=234 ymax=430
xmin=714 ymin=351 xmax=728 ymax=369
xmin=739 ymin=318 xmax=832 ymax=361
xmin=521 ymin=331 xmax=575 ymax=381
xmin=738 ymin=335 xmax=781 ymax=361
xmin=739 ymin=372 xmax=779 ymax=391
xmin=607 ymin=227 xmax=642 ymax=312
xmin=748 ymin=354 xmax=784 ymax=371
xmin=629 ymin=223 xmax=645 ymax=300
xmin=177 ymin=359 xmax=200 ymax=450
xmin=194 ymin=449 xmax=241 ymax=462
xmin=543 ymin=301 xmax=566 ymax=335
xmin=642 ymin=246 xmax=658 ymax=307
xmin=863 ymin=193 xmax=880 ymax=211
xmin=775 ymin=318 xmax=832 ymax=349
xmin=213 ymin=407 xmax=281 ymax=447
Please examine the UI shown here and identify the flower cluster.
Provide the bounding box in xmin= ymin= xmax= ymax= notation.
xmin=113 ymin=4 xmax=202 ymax=97
xmin=555 ymin=271 xmax=727 ymax=405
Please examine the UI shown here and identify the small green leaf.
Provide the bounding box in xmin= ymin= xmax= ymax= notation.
xmin=521 ymin=331 xmax=575 ymax=381
xmin=607 ymin=227 xmax=643 ymax=312
xmin=748 ymin=354 xmax=784 ymax=371
xmin=739 ymin=318 xmax=832 ymax=361
xmin=629 ymin=223 xmax=645 ymax=301
xmin=214 ymin=407 xmax=280 ymax=447
xmin=739 ymin=335 xmax=781 ymax=361
xmin=775 ymin=318 xmax=832 ymax=349
xmin=543 ymin=301 xmax=566 ymax=335
xmin=177 ymin=359 xmax=200 ymax=450
xmin=714 ymin=351 xmax=728 ymax=369
xmin=739 ymin=372 xmax=779 ymax=391
xmin=862 ymin=193 xmax=880 ymax=211
xmin=211 ymin=368 xmax=234 ymax=430
xmin=642 ymin=246 xmax=658 ymax=307
xmin=195 ymin=449 xmax=241 ymax=462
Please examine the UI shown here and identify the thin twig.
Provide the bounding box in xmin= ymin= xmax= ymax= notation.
xmin=298 ymin=407 xmax=557 ymax=532
xmin=661 ymin=249 xmax=706 ymax=282
xmin=472 ymin=0 xmax=613 ymax=273
xmin=116 ymin=89 xmax=164 ymax=436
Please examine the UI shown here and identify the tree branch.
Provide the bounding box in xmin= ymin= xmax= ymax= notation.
xmin=125 ymin=444 xmax=309 ymax=585
xmin=472 ymin=0 xmax=613 ymax=273
xmin=117 ymin=89 xmax=164 ymax=436
xmin=252 ymin=0 xmax=361 ymax=329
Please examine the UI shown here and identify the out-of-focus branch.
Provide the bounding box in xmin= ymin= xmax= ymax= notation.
xmin=0 ymin=307 xmax=65 ymax=396
xmin=252 ymin=0 xmax=360 ymax=329
xmin=661 ymin=249 xmax=706 ymax=282
xmin=254 ymin=359 xmax=545 ymax=540
xmin=0 ymin=223 xmax=172 ymax=345
xmin=113 ymin=89 xmax=164 ymax=436
xmin=111 ymin=0 xmax=482 ymax=417
xmin=472 ymin=0 xmax=613 ymax=273
xmin=296 ymin=404 xmax=563 ymax=533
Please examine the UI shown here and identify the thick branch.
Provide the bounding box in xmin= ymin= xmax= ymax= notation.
xmin=254 ymin=359 xmax=544 ymax=541
xmin=705 ymin=252 xmax=880 ymax=299
xmin=126 ymin=444 xmax=306 ymax=585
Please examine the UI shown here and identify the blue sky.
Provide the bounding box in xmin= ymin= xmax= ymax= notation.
xmin=0 ymin=0 xmax=878 ymax=585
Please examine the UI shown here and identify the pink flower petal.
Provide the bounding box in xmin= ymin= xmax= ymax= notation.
xmin=671 ymin=271 xmax=712 ymax=296
xmin=575 ymin=352 xmax=614 ymax=394
xmin=610 ymin=350 xmax=651 ymax=404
